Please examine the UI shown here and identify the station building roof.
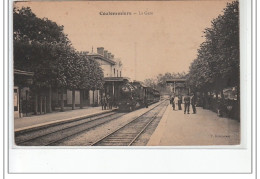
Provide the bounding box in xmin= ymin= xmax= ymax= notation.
xmin=88 ymin=53 xmax=116 ymax=65
xmin=104 ymin=77 xmax=129 ymax=82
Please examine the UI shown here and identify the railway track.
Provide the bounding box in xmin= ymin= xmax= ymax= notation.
xmin=91 ymin=101 xmax=168 ymax=146
xmin=15 ymin=111 xmax=126 ymax=146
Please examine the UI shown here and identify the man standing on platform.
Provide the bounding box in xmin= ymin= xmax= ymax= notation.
xmin=174 ymin=95 xmax=179 ymax=110
xmin=171 ymin=95 xmax=175 ymax=110
xmin=190 ymin=93 xmax=196 ymax=114
xmin=178 ymin=95 xmax=182 ymax=110
xmin=184 ymin=95 xmax=190 ymax=114
xmin=101 ymin=94 xmax=107 ymax=110
xmin=107 ymin=95 xmax=112 ymax=109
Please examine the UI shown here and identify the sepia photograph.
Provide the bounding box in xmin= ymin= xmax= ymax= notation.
xmin=13 ymin=0 xmax=240 ymax=147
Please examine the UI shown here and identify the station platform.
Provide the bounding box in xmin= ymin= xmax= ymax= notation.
xmin=14 ymin=106 xmax=116 ymax=132
xmin=147 ymin=103 xmax=240 ymax=146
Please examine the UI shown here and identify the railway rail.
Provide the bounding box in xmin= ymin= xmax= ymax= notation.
xmin=15 ymin=111 xmax=126 ymax=146
xmin=91 ymin=101 xmax=168 ymax=146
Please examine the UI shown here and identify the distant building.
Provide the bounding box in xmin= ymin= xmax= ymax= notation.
xmin=166 ymin=79 xmax=189 ymax=96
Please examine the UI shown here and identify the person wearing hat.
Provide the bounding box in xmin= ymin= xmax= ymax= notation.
xmin=178 ymin=95 xmax=182 ymax=110
xmin=184 ymin=95 xmax=190 ymax=114
xmin=190 ymin=93 xmax=196 ymax=114
xmin=101 ymin=94 xmax=107 ymax=110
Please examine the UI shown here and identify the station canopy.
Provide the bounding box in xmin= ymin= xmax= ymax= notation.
xmin=104 ymin=77 xmax=129 ymax=82
xmin=166 ymin=79 xmax=186 ymax=84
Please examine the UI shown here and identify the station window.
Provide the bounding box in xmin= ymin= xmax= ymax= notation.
xmin=120 ymin=71 xmax=121 ymax=77
xmin=114 ymin=68 xmax=115 ymax=76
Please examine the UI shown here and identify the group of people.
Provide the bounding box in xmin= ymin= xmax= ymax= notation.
xmin=100 ymin=94 xmax=113 ymax=110
xmin=170 ymin=93 xmax=196 ymax=114
xmin=170 ymin=95 xmax=182 ymax=111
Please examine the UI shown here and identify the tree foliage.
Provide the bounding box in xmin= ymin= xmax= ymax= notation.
xmin=13 ymin=7 xmax=68 ymax=44
xmin=13 ymin=6 xmax=104 ymax=91
xmin=186 ymin=1 xmax=239 ymax=93
xmin=143 ymin=78 xmax=157 ymax=89
xmin=77 ymin=52 xmax=104 ymax=90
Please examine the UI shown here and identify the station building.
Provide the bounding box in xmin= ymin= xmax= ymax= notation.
xmin=66 ymin=47 xmax=124 ymax=107
xmin=14 ymin=47 xmax=125 ymax=118
xmin=88 ymin=47 xmax=125 ymax=106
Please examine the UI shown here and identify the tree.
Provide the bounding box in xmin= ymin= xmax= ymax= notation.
xmin=14 ymin=6 xmax=105 ymax=112
xmin=14 ymin=7 xmax=76 ymax=112
xmin=187 ymin=1 xmax=239 ymax=92
xmin=76 ymin=52 xmax=104 ymax=108
xmin=13 ymin=6 xmax=68 ymax=44
xmin=13 ymin=7 xmax=71 ymax=83
xmin=186 ymin=1 xmax=239 ymax=116
xmin=143 ymin=78 xmax=157 ymax=88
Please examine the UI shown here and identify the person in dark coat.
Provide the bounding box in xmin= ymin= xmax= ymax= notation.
xmin=178 ymin=95 xmax=182 ymax=110
xmin=190 ymin=93 xmax=196 ymax=114
xmin=169 ymin=95 xmax=173 ymax=104
xmin=101 ymin=94 xmax=107 ymax=110
xmin=171 ymin=95 xmax=175 ymax=110
xmin=184 ymin=96 xmax=190 ymax=114
xmin=107 ymin=95 xmax=113 ymax=109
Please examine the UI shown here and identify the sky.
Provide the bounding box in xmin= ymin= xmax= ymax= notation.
xmin=15 ymin=0 xmax=233 ymax=81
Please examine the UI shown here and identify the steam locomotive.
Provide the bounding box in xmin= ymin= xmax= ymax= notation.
xmin=117 ymin=81 xmax=160 ymax=111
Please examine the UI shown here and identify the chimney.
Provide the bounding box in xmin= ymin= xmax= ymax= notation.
xmin=104 ymin=50 xmax=108 ymax=58
xmin=108 ymin=52 xmax=111 ymax=59
xmin=97 ymin=47 xmax=104 ymax=56
xmin=111 ymin=54 xmax=114 ymax=59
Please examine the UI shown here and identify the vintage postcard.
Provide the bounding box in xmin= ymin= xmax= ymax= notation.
xmin=13 ymin=0 xmax=240 ymax=147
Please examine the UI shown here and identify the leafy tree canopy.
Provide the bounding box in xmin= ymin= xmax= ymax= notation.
xmin=13 ymin=6 xmax=69 ymax=44
xmin=13 ymin=6 xmax=104 ymax=91
xmin=187 ymin=1 xmax=239 ymax=93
